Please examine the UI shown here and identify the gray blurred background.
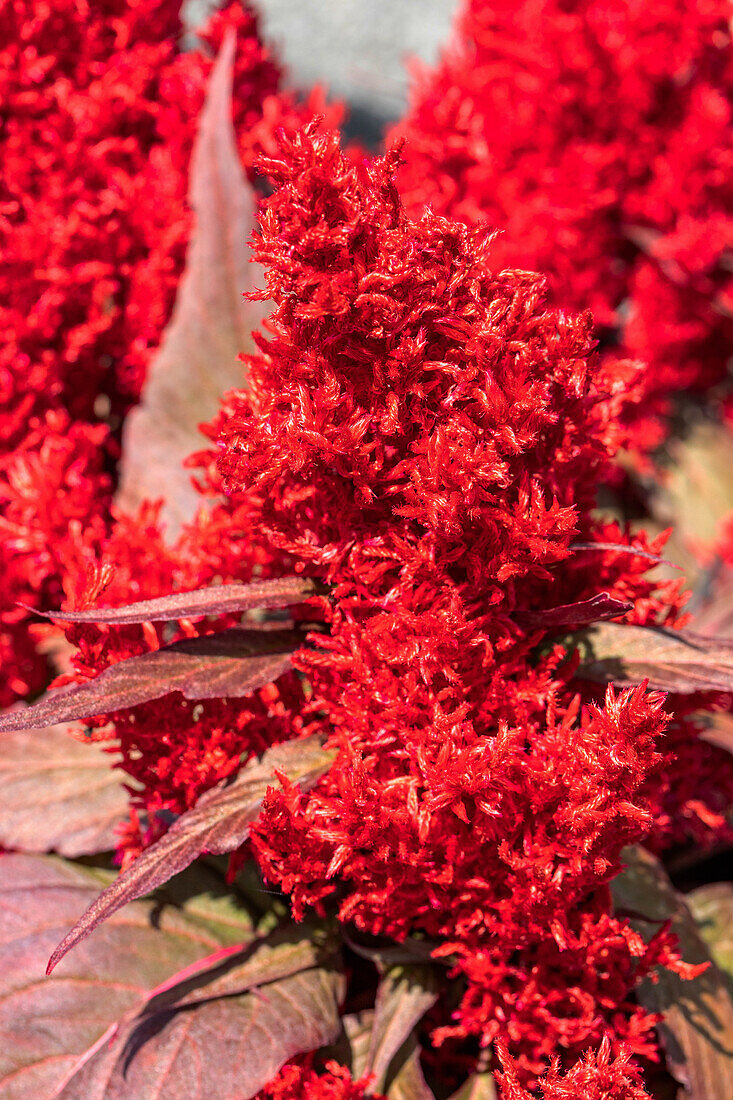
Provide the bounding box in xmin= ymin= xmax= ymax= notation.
xmin=184 ymin=0 xmax=459 ymax=142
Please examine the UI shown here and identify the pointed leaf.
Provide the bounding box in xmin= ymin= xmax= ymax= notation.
xmin=366 ymin=966 xmax=439 ymax=1092
xmin=0 ymin=855 xmax=259 ymax=1100
xmin=31 ymin=576 xmax=316 ymax=625
xmin=448 ymin=1074 xmax=498 ymax=1100
xmin=573 ymin=622 xmax=733 ymax=693
xmin=343 ymin=928 xmax=440 ymax=968
xmin=515 ymin=593 xmax=632 ymax=630
xmin=117 ymin=28 xmax=264 ymax=533
xmin=150 ymin=862 xmax=271 ymax=948
xmin=611 ymin=846 xmax=733 ymax=1099
xmin=570 ymin=541 xmax=674 ymax=567
xmin=47 ymin=736 xmax=336 ymax=973
xmin=688 ymin=884 xmax=733 ymax=991
xmin=0 ymin=722 xmax=128 ymax=856
xmin=386 ymin=1034 xmax=436 ymax=1100
xmin=141 ymin=921 xmax=335 ymax=1016
xmin=322 ymin=1011 xmax=375 ymax=1081
xmin=0 ymin=629 xmax=300 ymax=733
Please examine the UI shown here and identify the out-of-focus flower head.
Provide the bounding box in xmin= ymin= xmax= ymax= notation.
xmin=391 ymin=0 xmax=733 ymax=450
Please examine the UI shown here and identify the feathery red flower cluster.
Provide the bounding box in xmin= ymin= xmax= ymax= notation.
xmin=392 ymin=0 xmax=733 ymax=448
xmin=257 ymin=1059 xmax=382 ymax=1099
xmin=495 ymin=1036 xmax=653 ymax=1100
xmin=59 ymin=126 xmax=730 ymax=1082
xmin=211 ymin=127 xmax=727 ymax=1074
xmin=0 ymin=0 xmax=340 ymax=707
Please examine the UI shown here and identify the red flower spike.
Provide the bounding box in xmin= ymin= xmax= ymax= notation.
xmin=204 ymin=125 xmax=714 ymax=1072
xmin=391 ymin=0 xmax=733 ymax=451
xmin=51 ymin=120 xmax=733 ymax=1085
xmin=495 ymin=1036 xmax=653 ymax=1099
xmin=257 ymin=1058 xmax=384 ymax=1099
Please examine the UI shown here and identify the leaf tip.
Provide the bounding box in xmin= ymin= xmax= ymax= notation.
xmin=47 ymin=927 xmax=79 ymax=975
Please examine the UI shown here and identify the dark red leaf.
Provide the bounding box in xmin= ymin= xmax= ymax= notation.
xmin=58 ymin=953 xmax=344 ymax=1100
xmin=516 ymin=593 xmax=632 ymax=629
xmin=342 ymin=928 xmax=441 ymax=968
xmin=573 ymin=621 xmax=733 ymax=693
xmin=116 ymin=28 xmax=265 ymax=534
xmin=321 ymin=1011 xmax=374 ymax=1081
xmin=0 ymin=855 xmax=259 ymax=1099
xmin=0 ymin=722 xmax=129 ymax=856
xmin=570 ymin=542 xmax=675 ymax=567
xmin=0 ymin=629 xmax=300 ymax=733
xmin=141 ymin=921 xmax=336 ymax=1015
xmin=28 ymin=575 xmax=316 ymax=625
xmin=47 ymin=736 xmax=336 ymax=973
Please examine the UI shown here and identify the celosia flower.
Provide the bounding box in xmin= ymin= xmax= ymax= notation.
xmin=257 ymin=1058 xmax=383 ymax=1099
xmin=56 ymin=123 xmax=732 ymax=1083
xmin=212 ymin=125 xmax=723 ymax=1071
xmin=0 ymin=0 xmax=341 ymax=706
xmin=0 ymin=411 xmax=110 ymax=703
xmin=390 ymin=0 xmax=733 ymax=448
xmin=4 ymin=2 xmax=730 ymax=1088
xmin=495 ymin=1035 xmax=653 ymax=1099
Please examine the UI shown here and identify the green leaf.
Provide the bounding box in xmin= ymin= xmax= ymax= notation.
xmin=611 ymin=846 xmax=733 ymax=1099
xmin=688 ymin=883 xmax=733 ymax=993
